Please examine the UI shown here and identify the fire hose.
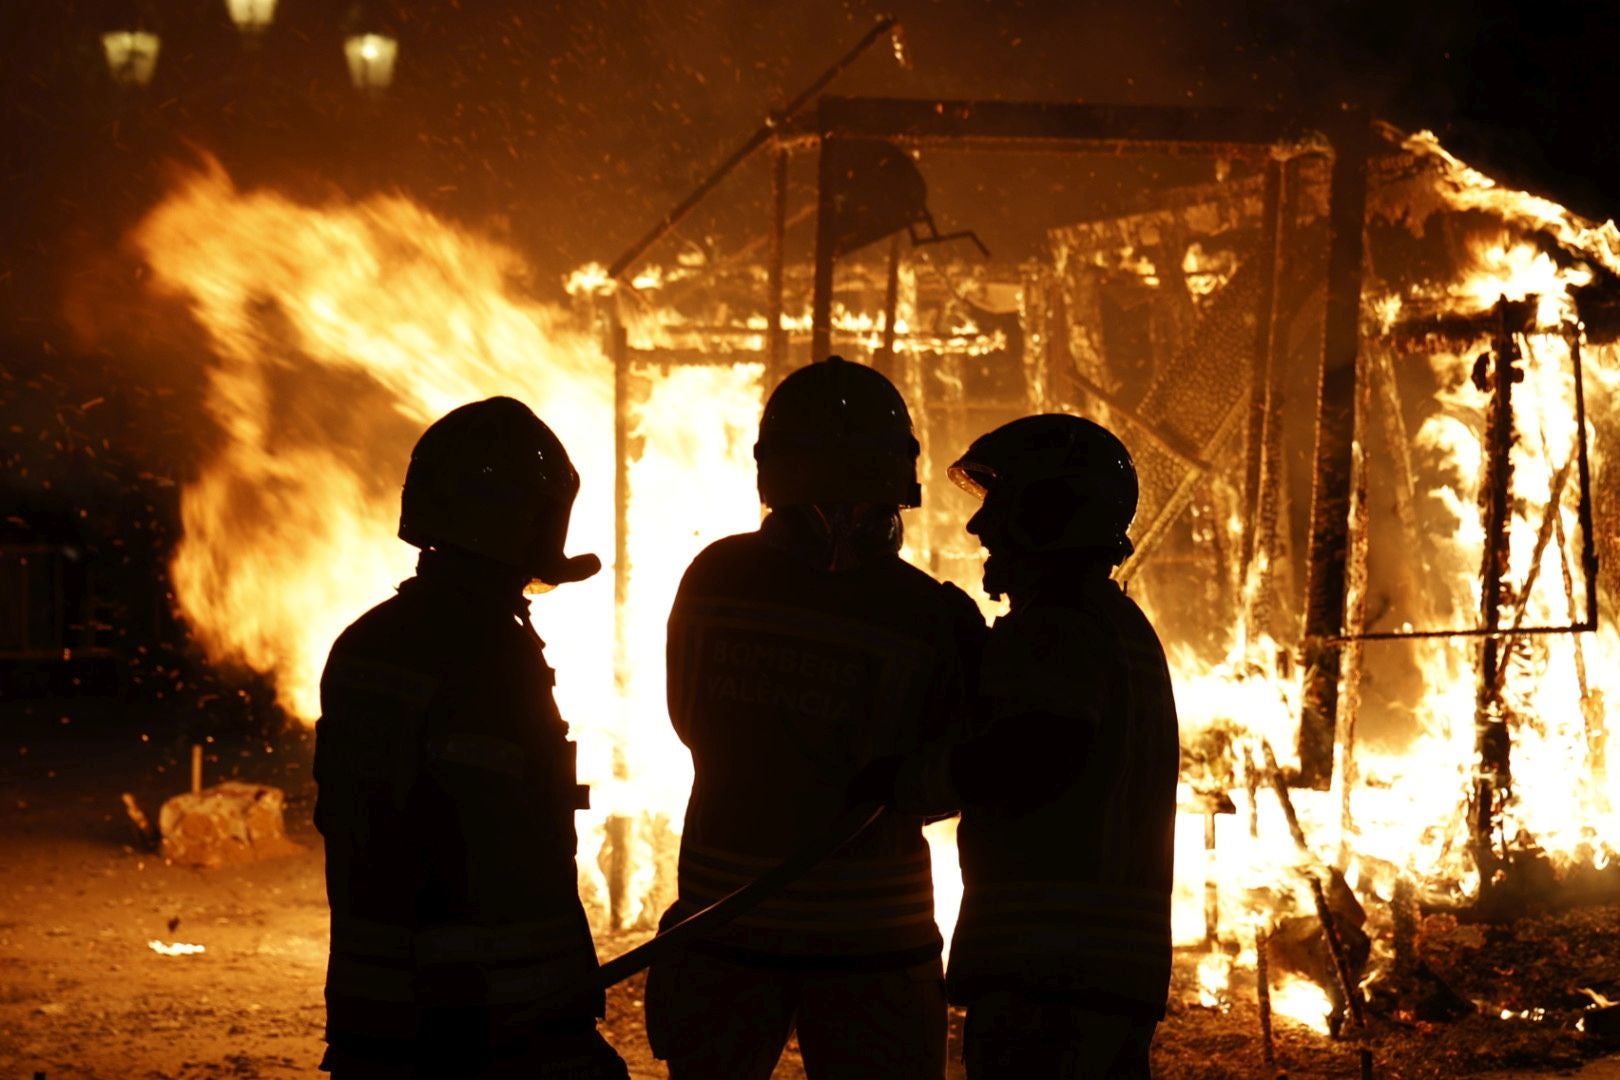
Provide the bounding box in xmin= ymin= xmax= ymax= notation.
xmin=582 ymin=801 xmax=887 ymax=995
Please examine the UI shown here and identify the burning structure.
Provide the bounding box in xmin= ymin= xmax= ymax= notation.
xmin=0 ymin=0 xmax=1616 ymax=1051
xmin=81 ymin=91 xmax=1620 ymax=1050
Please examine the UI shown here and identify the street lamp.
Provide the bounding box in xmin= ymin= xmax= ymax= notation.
xmin=101 ymin=30 xmax=161 ymax=88
xmin=343 ymin=32 xmax=398 ymax=96
xmin=224 ymin=0 xmax=277 ymax=36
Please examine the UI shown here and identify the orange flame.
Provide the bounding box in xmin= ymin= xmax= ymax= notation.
xmin=133 ymin=158 xmax=766 ymax=928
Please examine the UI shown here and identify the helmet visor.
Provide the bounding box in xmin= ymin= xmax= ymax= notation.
xmin=948 ymin=458 xmax=999 ymax=500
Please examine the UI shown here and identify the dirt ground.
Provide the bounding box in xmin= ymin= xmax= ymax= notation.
xmin=4 ymin=697 xmax=1620 ymax=1079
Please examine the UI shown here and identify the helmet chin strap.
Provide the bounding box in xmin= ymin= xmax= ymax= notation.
xmin=981 ymin=550 xmax=1037 ymax=607
xmin=982 ymin=547 xmax=1114 ymax=608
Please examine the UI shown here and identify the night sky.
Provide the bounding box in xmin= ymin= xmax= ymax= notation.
xmin=3 ymin=0 xmax=1617 ymax=313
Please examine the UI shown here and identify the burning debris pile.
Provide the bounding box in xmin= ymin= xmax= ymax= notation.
xmin=108 ymin=109 xmax=1620 ymax=1049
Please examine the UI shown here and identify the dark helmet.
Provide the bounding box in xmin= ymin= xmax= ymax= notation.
xmin=949 ymin=414 xmax=1138 ymax=564
xmin=754 ymin=356 xmax=921 ymax=508
xmin=399 ymin=397 xmax=601 ymax=585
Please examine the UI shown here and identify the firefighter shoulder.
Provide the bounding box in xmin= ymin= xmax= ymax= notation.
xmin=314 ymin=397 xmax=612 ymax=1071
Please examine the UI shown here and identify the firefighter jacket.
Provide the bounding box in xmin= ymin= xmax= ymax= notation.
xmin=946 ymin=570 xmax=1180 ymax=1016
xmin=314 ymin=549 xmax=601 ymax=1058
xmin=666 ymin=511 xmax=981 ymax=966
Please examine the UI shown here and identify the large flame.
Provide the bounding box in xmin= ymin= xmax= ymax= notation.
xmin=138 ymin=159 xmax=617 ymax=723
xmin=134 ymin=159 xmax=762 ymax=928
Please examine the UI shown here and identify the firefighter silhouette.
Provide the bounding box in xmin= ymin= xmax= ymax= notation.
xmin=314 ymin=398 xmax=627 ymax=1079
xmin=644 ymin=357 xmax=984 ymax=1080
xmin=861 ymin=415 xmax=1181 ymax=1079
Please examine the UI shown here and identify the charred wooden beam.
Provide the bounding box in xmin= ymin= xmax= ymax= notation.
xmin=1335 ymin=341 xmax=1374 ymax=865
xmin=1241 ymin=158 xmax=1294 ymax=646
xmin=1117 ymin=400 xmax=1247 ymax=584
xmin=1203 ymin=806 xmax=1220 ymax=947
xmin=1256 ymin=928 xmax=1278 ymax=1070
xmin=1569 ymin=328 xmax=1602 ymax=632
xmin=1297 ymin=115 xmax=1370 ymax=790
xmin=1391 ymin=876 xmax=1419 ymax=983
xmin=876 ymin=233 xmax=902 ymax=381
xmin=1244 ymin=746 xmax=1261 ymax=838
xmin=602 ymin=813 xmax=633 ymax=929
xmin=1382 ymin=299 xmax=1538 ymax=348
xmin=791 ymin=97 xmax=1317 ymax=154
xmin=1335 ymin=621 xmax=1598 ymax=643
xmin=1470 ymin=299 xmax=1520 ymax=901
xmin=1383 ymin=308 xmax=1511 ymax=346
xmin=1262 ymin=740 xmax=1367 ymax=1032
xmin=1309 ymin=875 xmax=1366 ymax=1034
xmin=1240 ymin=159 xmax=1285 ymax=594
xmin=766 ymin=145 xmax=789 ymax=386
xmin=811 ymin=132 xmax=839 ymax=360
xmin=1020 ymin=266 xmax=1052 ymax=412
xmin=611 ymin=318 xmax=630 ymax=695
xmin=1049 ymin=174 xmax=1272 ymax=258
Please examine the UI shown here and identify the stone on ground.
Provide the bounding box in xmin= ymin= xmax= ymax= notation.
xmin=159 ymin=781 xmax=303 ymax=868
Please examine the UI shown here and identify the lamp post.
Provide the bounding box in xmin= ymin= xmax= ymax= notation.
xmin=343 ymin=32 xmax=399 ymax=97
xmin=224 ymin=0 xmax=278 ymax=37
xmin=101 ymin=29 xmax=161 ymax=88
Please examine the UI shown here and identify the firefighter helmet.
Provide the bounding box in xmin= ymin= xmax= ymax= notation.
xmin=755 ymin=356 xmax=921 ymax=509
xmin=949 ymin=414 xmax=1138 ymax=564
xmin=399 ymin=397 xmax=601 ymax=585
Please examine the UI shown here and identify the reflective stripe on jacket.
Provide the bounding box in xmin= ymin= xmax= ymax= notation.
xmin=678 ymin=842 xmax=937 ymax=941
xmin=949 ymin=881 xmax=1173 ymax=1004
xmin=328 ymin=914 xmax=598 ymax=1009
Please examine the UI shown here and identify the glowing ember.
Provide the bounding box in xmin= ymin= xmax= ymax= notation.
xmin=1196 ymin=951 xmax=1234 ymax=1009
xmin=1499 ymin=1007 xmax=1548 ymax=1022
xmin=148 ymin=940 xmax=207 ymax=956
xmin=1270 ymin=976 xmax=1333 ymax=1034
